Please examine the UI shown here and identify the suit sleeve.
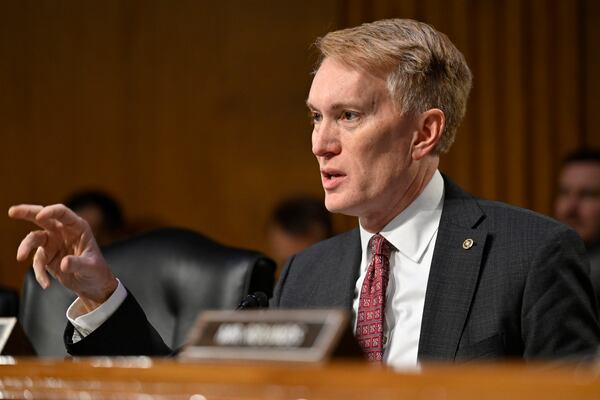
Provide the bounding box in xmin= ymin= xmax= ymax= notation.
xmin=64 ymin=290 xmax=171 ymax=356
xmin=522 ymin=225 xmax=600 ymax=359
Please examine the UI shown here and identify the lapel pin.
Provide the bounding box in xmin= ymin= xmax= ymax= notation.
xmin=462 ymin=238 xmax=474 ymax=250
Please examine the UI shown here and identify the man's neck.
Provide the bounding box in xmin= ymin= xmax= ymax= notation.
xmin=359 ymin=165 xmax=438 ymax=233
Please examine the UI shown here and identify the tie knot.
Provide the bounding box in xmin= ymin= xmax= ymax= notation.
xmin=368 ymin=234 xmax=393 ymax=258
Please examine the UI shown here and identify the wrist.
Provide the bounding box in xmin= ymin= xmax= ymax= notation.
xmin=80 ymin=276 xmax=119 ymax=313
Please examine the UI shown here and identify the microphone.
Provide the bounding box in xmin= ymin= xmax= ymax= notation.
xmin=236 ymin=292 xmax=269 ymax=310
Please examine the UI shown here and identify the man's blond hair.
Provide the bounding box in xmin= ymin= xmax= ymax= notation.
xmin=315 ymin=19 xmax=472 ymax=154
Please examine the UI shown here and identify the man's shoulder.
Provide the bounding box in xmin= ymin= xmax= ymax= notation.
xmin=443 ymin=175 xmax=571 ymax=234
xmin=440 ymin=176 xmax=586 ymax=263
xmin=476 ymin=198 xmax=563 ymax=228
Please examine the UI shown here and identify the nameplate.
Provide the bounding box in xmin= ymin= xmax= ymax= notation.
xmin=179 ymin=309 xmax=357 ymax=362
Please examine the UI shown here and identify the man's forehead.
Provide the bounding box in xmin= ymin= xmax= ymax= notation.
xmin=306 ymin=58 xmax=388 ymax=109
xmin=560 ymin=162 xmax=600 ymax=188
xmin=563 ymin=162 xmax=600 ymax=175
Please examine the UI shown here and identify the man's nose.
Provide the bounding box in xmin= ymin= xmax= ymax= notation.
xmin=312 ymin=119 xmax=341 ymax=158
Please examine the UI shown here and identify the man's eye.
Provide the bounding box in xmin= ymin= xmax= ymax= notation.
xmin=341 ymin=111 xmax=358 ymax=121
xmin=311 ymin=112 xmax=322 ymax=123
xmin=581 ymin=190 xmax=600 ymax=199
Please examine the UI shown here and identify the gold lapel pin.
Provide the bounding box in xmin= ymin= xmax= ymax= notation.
xmin=462 ymin=238 xmax=474 ymax=250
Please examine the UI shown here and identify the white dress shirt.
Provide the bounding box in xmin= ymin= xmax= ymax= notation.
xmin=354 ymin=170 xmax=444 ymax=369
xmin=66 ymin=278 xmax=127 ymax=342
xmin=68 ymin=171 xmax=445 ymax=356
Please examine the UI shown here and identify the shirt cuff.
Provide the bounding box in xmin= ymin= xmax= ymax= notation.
xmin=66 ymin=279 xmax=127 ymax=338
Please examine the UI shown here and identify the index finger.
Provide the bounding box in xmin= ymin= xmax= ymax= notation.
xmin=8 ymin=205 xmax=44 ymax=223
xmin=36 ymin=204 xmax=83 ymax=228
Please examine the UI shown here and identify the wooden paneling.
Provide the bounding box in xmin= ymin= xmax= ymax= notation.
xmin=0 ymin=0 xmax=596 ymax=291
xmin=585 ymin=0 xmax=600 ymax=148
xmin=527 ymin=0 xmax=554 ymax=214
xmin=503 ymin=0 xmax=527 ymax=207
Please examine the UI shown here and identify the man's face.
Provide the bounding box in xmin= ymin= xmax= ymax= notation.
xmin=555 ymin=161 xmax=600 ymax=246
xmin=306 ymin=57 xmax=419 ymax=228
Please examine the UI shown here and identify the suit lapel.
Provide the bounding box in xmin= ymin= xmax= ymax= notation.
xmin=418 ymin=177 xmax=488 ymax=361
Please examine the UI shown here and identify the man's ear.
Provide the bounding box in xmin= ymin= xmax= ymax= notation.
xmin=411 ymin=108 xmax=445 ymax=160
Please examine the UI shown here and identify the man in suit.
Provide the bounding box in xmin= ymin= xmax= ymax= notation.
xmin=9 ymin=19 xmax=600 ymax=366
xmin=555 ymin=149 xmax=600 ymax=303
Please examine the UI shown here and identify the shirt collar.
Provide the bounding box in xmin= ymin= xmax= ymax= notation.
xmin=359 ymin=170 xmax=445 ymax=263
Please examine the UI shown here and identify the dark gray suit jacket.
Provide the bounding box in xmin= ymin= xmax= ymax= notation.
xmin=588 ymin=246 xmax=600 ymax=306
xmin=271 ymin=178 xmax=600 ymax=361
xmin=65 ymin=177 xmax=600 ymax=360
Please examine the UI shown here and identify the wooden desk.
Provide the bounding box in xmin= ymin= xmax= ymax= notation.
xmin=0 ymin=357 xmax=599 ymax=399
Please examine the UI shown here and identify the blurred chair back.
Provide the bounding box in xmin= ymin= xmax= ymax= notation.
xmin=20 ymin=228 xmax=276 ymax=357
xmin=0 ymin=286 xmax=19 ymax=317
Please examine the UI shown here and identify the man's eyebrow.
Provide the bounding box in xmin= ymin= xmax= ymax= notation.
xmin=305 ymin=100 xmax=369 ymax=111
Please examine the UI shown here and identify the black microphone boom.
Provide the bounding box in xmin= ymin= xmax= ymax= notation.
xmin=236 ymin=292 xmax=269 ymax=310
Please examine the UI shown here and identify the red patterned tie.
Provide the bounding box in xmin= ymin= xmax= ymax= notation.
xmin=356 ymin=234 xmax=392 ymax=362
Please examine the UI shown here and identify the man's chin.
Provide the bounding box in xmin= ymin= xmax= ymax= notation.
xmin=324 ymin=198 xmax=342 ymax=214
xmin=324 ymin=197 xmax=358 ymax=217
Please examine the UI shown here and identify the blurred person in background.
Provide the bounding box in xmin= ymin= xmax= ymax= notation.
xmin=267 ymin=196 xmax=334 ymax=278
xmin=65 ymin=190 xmax=125 ymax=247
xmin=555 ymin=149 xmax=600 ymax=302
